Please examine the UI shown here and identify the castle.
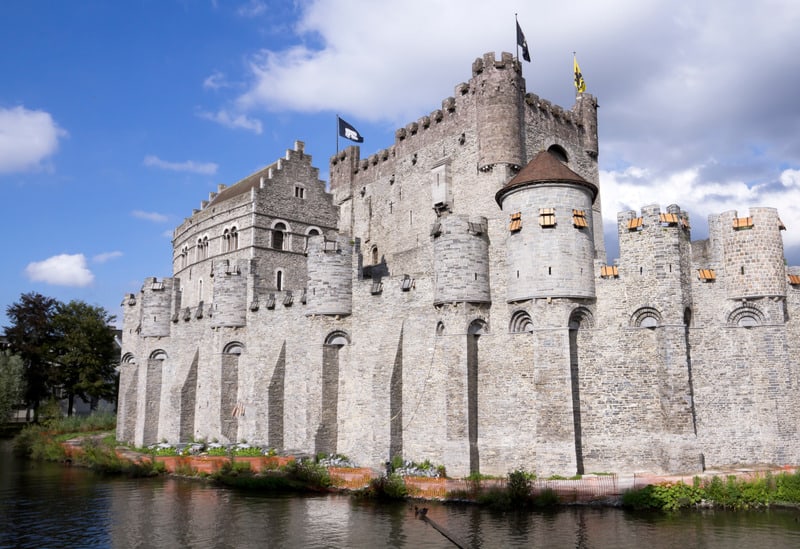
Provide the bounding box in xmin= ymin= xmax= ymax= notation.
xmin=117 ymin=52 xmax=800 ymax=477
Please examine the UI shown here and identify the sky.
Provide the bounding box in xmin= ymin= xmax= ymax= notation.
xmin=2 ymin=0 xmax=800 ymax=328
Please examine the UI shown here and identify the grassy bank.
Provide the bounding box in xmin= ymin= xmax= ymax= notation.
xmin=622 ymin=472 xmax=800 ymax=511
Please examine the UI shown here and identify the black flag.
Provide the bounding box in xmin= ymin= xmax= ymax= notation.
xmin=338 ymin=117 xmax=364 ymax=143
xmin=516 ymin=21 xmax=531 ymax=62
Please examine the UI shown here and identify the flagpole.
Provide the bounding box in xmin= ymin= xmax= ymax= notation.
xmin=515 ymin=13 xmax=519 ymax=62
xmin=336 ymin=115 xmax=339 ymax=154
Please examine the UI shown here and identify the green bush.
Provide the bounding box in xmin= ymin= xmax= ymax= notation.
xmin=285 ymin=458 xmax=332 ymax=489
xmin=507 ymin=469 xmax=535 ymax=503
xmin=622 ymin=481 xmax=704 ymax=511
xmin=365 ymin=474 xmax=408 ymax=499
xmin=775 ymin=470 xmax=800 ymax=502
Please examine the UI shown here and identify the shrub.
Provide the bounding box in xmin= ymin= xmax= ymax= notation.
xmin=622 ymin=481 xmax=703 ymax=511
xmin=507 ymin=469 xmax=535 ymax=503
xmin=285 ymin=458 xmax=331 ymax=489
xmin=366 ymin=474 xmax=408 ymax=499
xmin=775 ymin=470 xmax=800 ymax=502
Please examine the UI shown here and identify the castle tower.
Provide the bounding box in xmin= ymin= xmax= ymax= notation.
xmin=139 ymin=277 xmax=178 ymax=337
xmin=495 ymin=150 xmax=597 ymax=301
xmin=432 ymin=215 xmax=491 ymax=305
xmin=210 ymin=259 xmax=249 ymax=328
xmin=306 ymin=234 xmax=353 ymax=316
xmin=617 ymin=204 xmax=692 ymax=324
xmin=473 ymin=52 xmax=525 ymax=172
xmin=708 ymin=207 xmax=787 ymax=300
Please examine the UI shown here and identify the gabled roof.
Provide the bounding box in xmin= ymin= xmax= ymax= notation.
xmin=208 ymin=166 xmax=273 ymax=207
xmin=495 ymin=150 xmax=597 ymax=205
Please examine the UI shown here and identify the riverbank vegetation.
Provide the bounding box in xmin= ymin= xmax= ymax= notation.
xmin=13 ymin=414 xmax=800 ymax=512
xmin=622 ymin=472 xmax=800 ymax=511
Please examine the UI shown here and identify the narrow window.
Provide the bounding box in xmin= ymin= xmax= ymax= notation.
xmin=273 ymin=223 xmax=286 ymax=250
xmin=294 ymin=186 xmax=306 ymax=199
xmin=276 ymin=270 xmax=283 ymax=291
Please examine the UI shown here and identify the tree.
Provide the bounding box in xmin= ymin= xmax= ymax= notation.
xmin=4 ymin=292 xmax=58 ymax=421
xmin=0 ymin=351 xmax=25 ymax=422
xmin=51 ymin=300 xmax=119 ymax=416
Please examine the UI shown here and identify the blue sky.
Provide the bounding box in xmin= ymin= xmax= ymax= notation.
xmin=2 ymin=0 xmax=800 ymax=328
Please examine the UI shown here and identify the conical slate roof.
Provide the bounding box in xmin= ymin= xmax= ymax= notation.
xmin=495 ymin=150 xmax=597 ymax=205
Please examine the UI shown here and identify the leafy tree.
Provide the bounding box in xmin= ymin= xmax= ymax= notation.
xmin=4 ymin=292 xmax=58 ymax=421
xmin=0 ymin=351 xmax=25 ymax=422
xmin=51 ymin=301 xmax=119 ymax=416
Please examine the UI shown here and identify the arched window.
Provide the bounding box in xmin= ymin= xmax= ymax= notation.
xmin=509 ymin=310 xmax=533 ymax=333
xmin=223 ymin=229 xmax=230 ymax=252
xmin=149 ymin=350 xmax=168 ymax=360
xmin=548 ymin=144 xmax=569 ymax=163
xmin=276 ymin=270 xmax=283 ymax=291
xmin=223 ymin=342 xmax=245 ymax=355
xmin=273 ymin=222 xmax=287 ymax=250
xmin=196 ymin=235 xmax=208 ymax=260
xmin=568 ymin=307 xmax=594 ymax=330
xmin=121 ymin=352 xmax=136 ymax=365
xmin=180 ymin=245 xmax=188 ymax=269
xmin=468 ymin=318 xmax=488 ymax=335
xmin=436 ymin=321 xmax=445 ymax=336
xmin=199 ymin=279 xmax=204 ymax=301
xmin=325 ymin=330 xmax=350 ymax=347
xmin=230 ymin=226 xmax=238 ymax=251
xmin=631 ymin=307 xmax=662 ymax=329
xmin=307 ymin=228 xmax=320 ymax=236
xmin=728 ymin=305 xmax=764 ymax=328
xmin=371 ymin=246 xmax=379 ymax=265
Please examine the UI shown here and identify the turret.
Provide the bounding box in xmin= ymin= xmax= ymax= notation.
xmin=617 ymin=204 xmax=692 ymax=324
xmin=139 ymin=277 xmax=178 ymax=337
xmin=210 ymin=259 xmax=249 ymax=327
xmin=708 ymin=207 xmax=787 ymax=300
xmin=306 ymin=235 xmax=353 ymax=316
xmin=473 ymin=52 xmax=525 ymax=171
xmin=495 ymin=150 xmax=597 ymax=301
xmin=432 ymin=215 xmax=491 ymax=305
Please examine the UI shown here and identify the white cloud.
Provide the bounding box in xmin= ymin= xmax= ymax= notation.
xmin=143 ymin=155 xmax=218 ymax=175
xmin=92 ymin=251 xmax=123 ymax=264
xmin=25 ymin=254 xmax=94 ymax=287
xmin=0 ymin=106 xmax=67 ymax=174
xmin=132 ymin=210 xmax=169 ymax=223
xmin=203 ymin=71 xmax=230 ymax=90
xmin=196 ymin=109 xmax=263 ymax=134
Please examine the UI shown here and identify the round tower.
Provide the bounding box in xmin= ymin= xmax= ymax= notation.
xmin=473 ymin=52 xmax=525 ymax=171
xmin=306 ymin=235 xmax=353 ymax=316
xmin=495 ymin=151 xmax=597 ymax=301
xmin=432 ymin=215 xmax=491 ymax=305
xmin=139 ymin=277 xmax=175 ymax=337
xmin=210 ymin=259 xmax=249 ymax=327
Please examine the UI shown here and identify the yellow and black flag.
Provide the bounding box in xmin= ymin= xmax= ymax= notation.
xmin=573 ymin=54 xmax=586 ymax=93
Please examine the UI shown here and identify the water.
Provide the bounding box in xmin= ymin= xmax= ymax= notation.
xmin=2 ymin=440 xmax=800 ymax=548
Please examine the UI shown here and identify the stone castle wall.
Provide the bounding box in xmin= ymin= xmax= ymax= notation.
xmin=117 ymin=52 xmax=800 ymax=477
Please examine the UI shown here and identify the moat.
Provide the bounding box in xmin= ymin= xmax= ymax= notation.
xmin=2 ymin=441 xmax=799 ymax=548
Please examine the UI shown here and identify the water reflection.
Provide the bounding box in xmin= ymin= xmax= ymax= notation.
xmin=2 ymin=440 xmax=800 ymax=548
